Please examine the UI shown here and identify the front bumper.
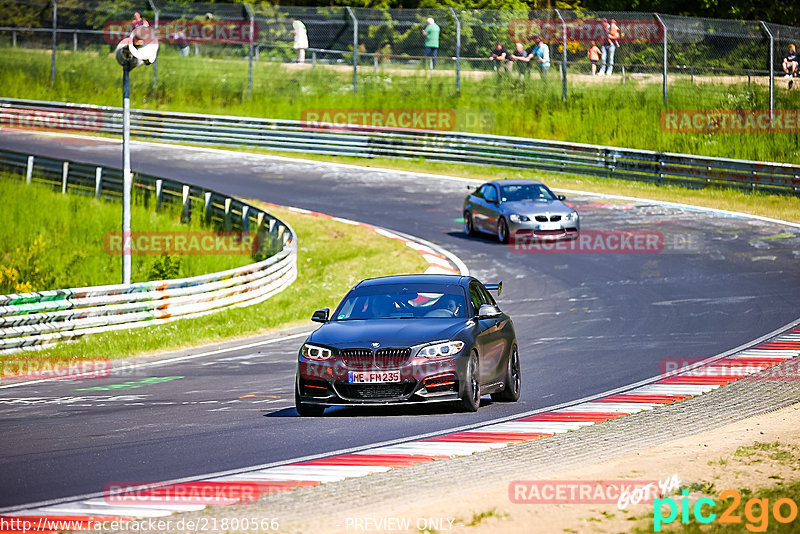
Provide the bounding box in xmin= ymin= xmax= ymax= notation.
xmin=509 ymin=218 xmax=579 ymax=240
xmin=297 ymin=356 xmax=463 ymax=406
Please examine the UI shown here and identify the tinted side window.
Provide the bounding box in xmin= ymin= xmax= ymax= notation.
xmin=483 ymin=185 xmax=498 ymax=203
xmin=478 ymin=284 xmax=497 ymax=306
xmin=468 ymin=282 xmax=484 ymax=316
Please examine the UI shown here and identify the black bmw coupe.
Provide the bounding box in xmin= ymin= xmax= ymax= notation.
xmin=295 ymin=274 xmax=520 ymax=416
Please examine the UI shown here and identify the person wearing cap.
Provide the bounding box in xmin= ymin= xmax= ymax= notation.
xmin=422 ymin=17 xmax=440 ymax=68
xmin=528 ymin=36 xmax=550 ymax=79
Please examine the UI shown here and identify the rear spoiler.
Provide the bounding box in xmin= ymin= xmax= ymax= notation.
xmin=484 ymin=282 xmax=502 ymax=296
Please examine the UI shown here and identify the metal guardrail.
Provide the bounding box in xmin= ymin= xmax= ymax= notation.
xmin=0 ymin=147 xmax=297 ymax=354
xmin=1 ymin=97 xmax=798 ymax=195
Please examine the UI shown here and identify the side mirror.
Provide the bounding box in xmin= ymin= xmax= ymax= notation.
xmin=557 ymin=194 xmax=566 ymax=201
xmin=477 ymin=304 xmax=502 ymax=319
xmin=311 ymin=308 xmax=329 ymax=323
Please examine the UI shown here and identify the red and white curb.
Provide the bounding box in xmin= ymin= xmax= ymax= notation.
xmin=2 ymin=325 xmax=797 ymax=531
xmin=279 ymin=205 xmax=468 ymax=276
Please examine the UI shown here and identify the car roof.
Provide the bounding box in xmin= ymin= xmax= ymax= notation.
xmin=486 ymin=179 xmax=545 ymax=187
xmin=355 ymin=274 xmax=470 ymax=288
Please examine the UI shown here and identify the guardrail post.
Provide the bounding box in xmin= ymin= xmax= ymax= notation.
xmin=148 ymin=0 xmax=159 ymax=90
xmin=12 ymin=30 xmax=16 ymax=48
xmin=622 ymin=65 xmax=626 ymax=85
xmin=224 ymin=197 xmax=232 ymax=231
xmin=61 ymin=161 xmax=68 ymax=193
xmin=374 ymin=54 xmax=378 ymax=74
xmin=555 ymin=9 xmax=567 ymax=103
xmin=242 ymin=205 xmax=250 ymax=233
xmin=26 ymin=156 xmax=34 ymax=184
xmin=72 ymin=31 xmax=77 ymax=53
xmin=312 ymin=50 xmax=317 ymax=69
xmin=155 ymin=179 xmax=163 ymax=210
xmin=346 ymin=7 xmax=357 ymax=94
xmin=244 ymin=4 xmax=255 ymax=97
xmin=654 ymin=13 xmax=667 ymax=107
xmin=181 ymin=184 xmax=191 ymax=223
xmin=760 ymin=22 xmax=774 ymax=119
xmin=51 ymin=0 xmax=57 ymax=85
xmin=95 ymin=167 xmax=102 ymax=198
xmin=256 ymin=211 xmax=264 ymax=228
xmin=204 ymin=191 xmax=212 ymax=223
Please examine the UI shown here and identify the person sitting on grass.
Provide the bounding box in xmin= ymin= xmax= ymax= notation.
xmin=783 ymin=44 xmax=798 ymax=78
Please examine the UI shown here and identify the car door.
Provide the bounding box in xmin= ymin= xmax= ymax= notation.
xmin=480 ymin=184 xmax=501 ymax=232
xmin=467 ymin=185 xmax=489 ymax=232
xmin=469 ymin=281 xmax=506 ymax=385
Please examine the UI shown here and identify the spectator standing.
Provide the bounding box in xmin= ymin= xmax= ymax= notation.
xmin=291 ymin=18 xmax=309 ymax=64
xmin=529 ymin=37 xmax=550 ymax=79
xmin=783 ymin=44 xmax=798 ymax=78
xmin=130 ymin=12 xmax=149 ymax=45
xmin=587 ymin=41 xmax=601 ymax=75
xmin=511 ymin=42 xmax=530 ymax=79
xmin=171 ymin=29 xmax=189 ymax=57
xmin=598 ymin=19 xmax=610 ymax=75
xmin=489 ymin=42 xmax=512 ymax=73
xmin=422 ymin=17 xmax=440 ymax=69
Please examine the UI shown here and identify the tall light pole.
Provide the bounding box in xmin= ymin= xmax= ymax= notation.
xmin=115 ymin=26 xmax=158 ymax=284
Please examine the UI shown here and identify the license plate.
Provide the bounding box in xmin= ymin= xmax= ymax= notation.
xmin=537 ymin=222 xmax=562 ymax=231
xmin=348 ymin=371 xmax=401 ymax=383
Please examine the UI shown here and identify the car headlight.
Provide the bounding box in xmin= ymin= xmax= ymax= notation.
xmin=564 ymin=211 xmax=578 ymax=221
xmin=301 ymin=344 xmax=333 ymax=360
xmin=509 ymin=214 xmax=530 ymax=223
xmin=418 ymin=341 xmax=465 ymax=359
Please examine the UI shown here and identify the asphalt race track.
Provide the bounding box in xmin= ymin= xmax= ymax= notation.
xmin=1 ymin=131 xmax=799 ymax=509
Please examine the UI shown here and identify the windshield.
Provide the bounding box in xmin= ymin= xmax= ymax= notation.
xmin=499 ymin=183 xmax=556 ymax=202
xmin=334 ymin=283 xmax=467 ymax=320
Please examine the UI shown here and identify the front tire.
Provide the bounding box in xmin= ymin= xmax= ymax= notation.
xmin=497 ymin=217 xmax=509 ymax=244
xmin=459 ymin=351 xmax=481 ymax=412
xmin=295 ymin=381 xmax=326 ymax=417
xmin=492 ymin=344 xmax=521 ymax=402
xmin=464 ymin=211 xmax=475 ymax=236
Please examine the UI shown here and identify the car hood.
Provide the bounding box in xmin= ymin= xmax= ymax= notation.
xmin=308 ymin=318 xmax=468 ymax=348
xmin=501 ymin=199 xmax=573 ymax=216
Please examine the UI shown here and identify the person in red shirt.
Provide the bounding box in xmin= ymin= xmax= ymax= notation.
xmin=587 ymin=41 xmax=601 ymax=76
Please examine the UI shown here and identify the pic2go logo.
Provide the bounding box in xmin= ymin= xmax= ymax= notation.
xmin=654 ymin=489 xmax=799 ymax=532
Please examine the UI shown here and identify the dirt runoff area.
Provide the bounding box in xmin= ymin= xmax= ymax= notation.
xmin=300 ymin=402 xmax=800 ymax=534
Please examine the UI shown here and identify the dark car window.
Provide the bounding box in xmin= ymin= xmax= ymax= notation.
xmin=483 ymin=185 xmax=498 ymax=203
xmin=334 ymin=283 xmax=468 ymax=320
xmin=469 ymin=281 xmax=497 ymax=316
xmin=499 ymin=183 xmax=556 ymax=202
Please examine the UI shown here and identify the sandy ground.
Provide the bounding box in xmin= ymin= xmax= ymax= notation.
xmin=289 ymin=402 xmax=800 ymax=534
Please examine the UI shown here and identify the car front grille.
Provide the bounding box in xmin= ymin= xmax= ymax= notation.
xmin=336 ymin=382 xmax=415 ymax=400
xmin=340 ymin=347 xmax=411 ymax=370
xmin=534 ymin=215 xmax=562 ymax=222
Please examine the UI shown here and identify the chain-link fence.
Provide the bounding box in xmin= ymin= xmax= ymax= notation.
xmin=0 ymin=1 xmax=797 ymax=110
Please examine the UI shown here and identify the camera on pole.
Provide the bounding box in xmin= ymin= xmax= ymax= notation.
xmin=116 ymin=25 xmax=158 ymax=285
xmin=115 ymin=26 xmax=159 ymax=69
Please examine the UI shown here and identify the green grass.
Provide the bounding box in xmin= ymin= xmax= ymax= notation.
xmin=0 ymin=175 xmax=250 ymax=293
xmin=3 ymin=47 xmax=800 ymax=164
xmin=26 ymin=203 xmax=428 ymax=362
